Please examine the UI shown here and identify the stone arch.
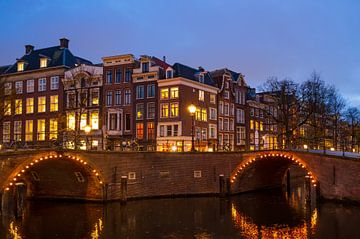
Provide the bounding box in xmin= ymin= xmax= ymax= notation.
xmin=230 ymin=152 xmax=318 ymax=194
xmin=2 ymin=153 xmax=105 ymax=201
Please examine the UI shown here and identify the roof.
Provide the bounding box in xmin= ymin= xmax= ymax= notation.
xmin=0 ymin=65 xmax=10 ymax=75
xmin=171 ymin=62 xmax=216 ymax=87
xmin=151 ymin=56 xmax=171 ymax=70
xmin=4 ymin=46 xmax=92 ymax=74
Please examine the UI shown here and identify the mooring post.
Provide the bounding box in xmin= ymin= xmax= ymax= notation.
xmin=120 ymin=176 xmax=128 ymax=203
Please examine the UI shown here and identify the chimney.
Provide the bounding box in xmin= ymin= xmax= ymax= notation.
xmin=163 ymin=56 xmax=166 ymax=62
xmin=198 ymin=66 xmax=205 ymax=72
xmin=59 ymin=38 xmax=69 ymax=48
xmin=25 ymin=45 xmax=34 ymax=54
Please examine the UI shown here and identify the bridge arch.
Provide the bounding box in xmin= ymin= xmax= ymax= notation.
xmin=230 ymin=152 xmax=318 ymax=193
xmin=3 ymin=153 xmax=105 ymax=201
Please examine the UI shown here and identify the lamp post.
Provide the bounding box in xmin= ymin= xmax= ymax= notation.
xmin=84 ymin=125 xmax=92 ymax=150
xmin=188 ymin=104 xmax=197 ymax=152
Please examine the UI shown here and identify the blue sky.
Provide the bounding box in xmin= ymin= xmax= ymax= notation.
xmin=1 ymin=0 xmax=360 ymax=105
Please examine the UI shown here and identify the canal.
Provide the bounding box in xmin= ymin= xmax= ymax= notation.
xmin=1 ymin=172 xmax=360 ymax=238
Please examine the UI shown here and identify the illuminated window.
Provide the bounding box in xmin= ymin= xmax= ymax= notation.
xmin=14 ymin=121 xmax=22 ymax=141
xmin=38 ymin=78 xmax=46 ymax=91
xmin=3 ymin=122 xmax=10 ymax=142
xmin=136 ymin=103 xmax=144 ymax=120
xmin=4 ymin=100 xmax=11 ymax=115
xmin=136 ymin=123 xmax=144 ymax=139
xmin=91 ymin=111 xmax=99 ymax=130
xmin=250 ymin=120 xmax=254 ymax=130
xmin=80 ymin=113 xmax=87 ymax=130
xmin=25 ymin=120 xmax=33 ymax=141
xmin=170 ymin=103 xmax=178 ymax=117
xmin=147 ymin=122 xmax=155 ymax=139
xmin=49 ymin=119 xmax=58 ymax=140
xmin=15 ymin=81 xmax=23 ymax=94
xmin=210 ymin=94 xmax=216 ymax=104
xmin=67 ymin=112 xmax=76 ymax=130
xmin=17 ymin=62 xmax=24 ymax=72
xmin=49 ymin=95 xmax=58 ymax=112
xmin=195 ymin=108 xmax=201 ymax=121
xmin=37 ymin=119 xmax=45 ymax=141
xmin=260 ymin=121 xmax=263 ymax=131
xmin=26 ymin=98 xmax=34 ymax=114
xmin=160 ymin=88 xmax=169 ymax=99
xmin=161 ymin=104 xmax=169 ymax=118
xmin=201 ymin=109 xmax=207 ymax=121
xmin=40 ymin=58 xmax=47 ymax=68
xmin=27 ymin=80 xmax=34 ymax=93
xmin=15 ymin=99 xmax=22 ymax=114
xmin=38 ymin=96 xmax=46 ymax=113
xmin=199 ymin=90 xmax=205 ymax=101
xmin=92 ymin=90 xmax=100 ymax=106
xmin=170 ymin=87 xmax=179 ymax=98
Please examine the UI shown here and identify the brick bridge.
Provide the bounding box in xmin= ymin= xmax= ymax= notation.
xmin=1 ymin=150 xmax=359 ymax=206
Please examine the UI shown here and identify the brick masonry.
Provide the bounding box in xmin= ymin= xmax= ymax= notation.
xmin=0 ymin=150 xmax=360 ymax=202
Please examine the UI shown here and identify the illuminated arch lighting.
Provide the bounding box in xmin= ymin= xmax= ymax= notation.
xmin=230 ymin=153 xmax=318 ymax=187
xmin=3 ymin=154 xmax=105 ymax=191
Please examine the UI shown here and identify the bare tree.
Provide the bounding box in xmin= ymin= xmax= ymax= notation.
xmin=345 ymin=107 xmax=360 ymax=150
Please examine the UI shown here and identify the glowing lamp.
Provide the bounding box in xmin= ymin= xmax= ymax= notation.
xmin=188 ymin=104 xmax=197 ymax=115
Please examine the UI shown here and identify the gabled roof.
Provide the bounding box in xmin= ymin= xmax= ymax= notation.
xmin=4 ymin=46 xmax=92 ymax=74
xmin=151 ymin=56 xmax=171 ymax=70
xmin=171 ymin=62 xmax=216 ymax=87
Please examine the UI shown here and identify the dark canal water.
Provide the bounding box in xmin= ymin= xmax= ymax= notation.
xmin=1 ymin=183 xmax=360 ymax=238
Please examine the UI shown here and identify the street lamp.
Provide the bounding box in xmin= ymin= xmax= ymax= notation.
xmin=84 ymin=125 xmax=92 ymax=149
xmin=188 ymin=104 xmax=197 ymax=152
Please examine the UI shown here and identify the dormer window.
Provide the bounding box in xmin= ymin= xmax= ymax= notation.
xmin=166 ymin=69 xmax=173 ymax=79
xmin=17 ymin=62 xmax=24 ymax=72
xmin=225 ymin=81 xmax=229 ymax=89
xmin=199 ymin=74 xmax=204 ymax=83
xmin=40 ymin=58 xmax=48 ymax=68
xmin=142 ymin=62 xmax=149 ymax=73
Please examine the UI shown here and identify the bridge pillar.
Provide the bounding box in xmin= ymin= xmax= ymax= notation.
xmin=219 ymin=175 xmax=226 ymax=197
xmin=1 ymin=188 xmax=15 ymax=217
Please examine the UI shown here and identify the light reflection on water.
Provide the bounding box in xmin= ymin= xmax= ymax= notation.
xmin=1 ymin=189 xmax=360 ymax=238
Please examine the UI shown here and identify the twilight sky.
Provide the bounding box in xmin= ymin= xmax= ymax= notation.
xmin=1 ymin=0 xmax=359 ymax=105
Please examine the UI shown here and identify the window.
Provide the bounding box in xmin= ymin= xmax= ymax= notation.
xmin=224 ymin=118 xmax=229 ymax=131
xmin=106 ymin=91 xmax=113 ymax=106
xmin=136 ymin=85 xmax=144 ymax=99
xmin=147 ymin=102 xmax=155 ymax=119
xmin=40 ymin=58 xmax=47 ymax=68
xmin=225 ymin=81 xmax=229 ymax=89
xmin=195 ymin=127 xmax=201 ymax=140
xmin=224 ymin=103 xmax=229 ymax=116
xmin=115 ymin=68 xmax=122 ymax=83
xmin=170 ymin=103 xmax=179 ymax=117
xmin=199 ymin=74 xmax=204 ymax=83
xmin=26 ymin=98 xmax=34 ymax=114
xmin=147 ymin=122 xmax=155 ymax=139
xmin=195 ymin=109 xmax=201 ymax=121
xmin=219 ymin=101 xmax=223 ymax=115
xmin=15 ymin=81 xmax=23 ymax=94
xmin=115 ymin=90 xmax=121 ymax=105
xmin=200 ymin=109 xmax=207 ymax=121
xmin=91 ymin=90 xmax=99 ymax=106
xmin=230 ymin=119 xmax=234 ymax=131
xmin=224 ymin=91 xmax=229 ymax=99
xmin=167 ymin=125 xmax=172 ymax=137
xmin=260 ymin=121 xmax=263 ymax=131
xmin=209 ymin=108 xmax=217 ymax=120
xmin=209 ymin=124 xmax=216 ymax=138
xmin=67 ymin=112 xmax=76 ymax=130
xmin=38 ymin=78 xmax=46 ymax=91
xmin=38 ymin=96 xmax=46 ymax=113
xmin=37 ymin=119 xmax=46 ymax=141
xmin=199 ymin=90 xmax=205 ymax=101
xmin=210 ymin=94 xmax=216 ymax=104
xmin=161 ymin=104 xmax=169 ymax=118
xmin=136 ymin=104 xmax=144 ymax=120
xmin=237 ymin=126 xmax=246 ymax=145
xmin=3 ymin=122 xmax=10 ymax=142
xmin=109 ymin=113 xmax=117 ymax=130
xmin=17 ymin=62 xmax=24 ymax=72
xmin=50 ymin=95 xmax=58 ymax=112
xmin=125 ymin=69 xmax=132 ymax=82
xmin=142 ymin=62 xmax=149 ymax=73
xmin=250 ymin=108 xmax=254 ymax=117
xmin=160 ymin=125 xmax=165 ymax=137
xmin=237 ymin=109 xmax=245 ymax=124
xmin=91 ymin=111 xmax=99 ymax=130
xmin=201 ymin=128 xmax=207 ymax=140
xmin=230 ymin=104 xmax=234 ymax=116
xmin=250 ymin=120 xmax=254 ymax=130
xmin=160 ymin=88 xmax=169 ymax=99
xmin=14 ymin=121 xmax=22 ymax=141
xmin=4 ymin=100 xmax=11 ymax=115
xmin=125 ymin=114 xmax=131 ymax=131
xmin=136 ymin=123 xmax=144 ymax=139
xmin=50 ymin=76 xmax=59 ymax=90
xmin=15 ymin=99 xmax=22 ymax=114
xmin=147 ymin=84 xmax=155 ymax=98
xmin=218 ymin=133 xmax=223 ymax=146
xmin=170 ymin=87 xmax=179 ymax=98
xmin=5 ymin=83 xmax=12 ymax=95
xmin=27 ymin=80 xmax=34 ymax=93
xmin=173 ymin=124 xmax=179 ymax=136
xmin=219 ymin=118 xmax=223 ymax=131
xmin=49 ymin=119 xmax=58 ymax=140
xmin=106 ymin=70 xmax=113 ymax=84
xmin=25 ymin=120 xmax=33 ymax=141
xmin=166 ymin=69 xmax=173 ymax=79
xmin=80 ymin=113 xmax=87 ymax=130
xmin=125 ymin=90 xmax=131 ymax=105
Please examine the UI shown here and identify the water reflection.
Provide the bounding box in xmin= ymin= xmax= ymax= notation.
xmin=1 ymin=192 xmax=360 ymax=238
